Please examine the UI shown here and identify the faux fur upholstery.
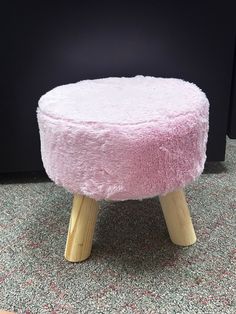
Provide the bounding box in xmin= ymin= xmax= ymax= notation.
xmin=37 ymin=76 xmax=209 ymax=201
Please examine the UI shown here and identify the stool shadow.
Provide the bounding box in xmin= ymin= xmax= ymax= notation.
xmin=93 ymin=197 xmax=183 ymax=270
xmin=24 ymin=188 xmax=193 ymax=272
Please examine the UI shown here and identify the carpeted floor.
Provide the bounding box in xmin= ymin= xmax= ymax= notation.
xmin=0 ymin=139 xmax=235 ymax=314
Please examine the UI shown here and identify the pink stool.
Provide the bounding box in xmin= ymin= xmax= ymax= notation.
xmin=37 ymin=76 xmax=209 ymax=262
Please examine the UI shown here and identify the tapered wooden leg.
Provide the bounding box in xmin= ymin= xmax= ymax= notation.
xmin=65 ymin=194 xmax=99 ymax=262
xmin=159 ymin=189 xmax=196 ymax=246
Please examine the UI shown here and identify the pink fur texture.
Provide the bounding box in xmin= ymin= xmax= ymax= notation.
xmin=37 ymin=76 xmax=209 ymax=201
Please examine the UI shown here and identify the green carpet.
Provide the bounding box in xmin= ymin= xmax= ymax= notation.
xmin=0 ymin=139 xmax=235 ymax=313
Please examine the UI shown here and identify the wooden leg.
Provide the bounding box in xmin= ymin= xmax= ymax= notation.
xmin=159 ymin=189 xmax=196 ymax=246
xmin=65 ymin=194 xmax=99 ymax=262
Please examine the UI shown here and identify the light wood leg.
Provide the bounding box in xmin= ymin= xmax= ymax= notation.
xmin=159 ymin=189 xmax=196 ymax=246
xmin=65 ymin=194 xmax=99 ymax=262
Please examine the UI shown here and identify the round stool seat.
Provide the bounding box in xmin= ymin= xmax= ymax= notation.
xmin=37 ymin=76 xmax=209 ymax=201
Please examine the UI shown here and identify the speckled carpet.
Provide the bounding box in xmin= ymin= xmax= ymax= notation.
xmin=0 ymin=139 xmax=235 ymax=314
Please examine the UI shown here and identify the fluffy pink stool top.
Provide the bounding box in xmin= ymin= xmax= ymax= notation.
xmin=37 ymin=76 xmax=209 ymax=201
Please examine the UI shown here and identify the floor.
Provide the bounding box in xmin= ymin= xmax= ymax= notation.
xmin=0 ymin=139 xmax=235 ymax=313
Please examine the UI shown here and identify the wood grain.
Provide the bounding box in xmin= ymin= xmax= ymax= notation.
xmin=65 ymin=194 xmax=99 ymax=262
xmin=159 ymin=189 xmax=197 ymax=246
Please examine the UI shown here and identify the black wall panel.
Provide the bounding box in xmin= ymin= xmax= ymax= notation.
xmin=1 ymin=1 xmax=235 ymax=172
xmin=228 ymin=39 xmax=236 ymax=139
